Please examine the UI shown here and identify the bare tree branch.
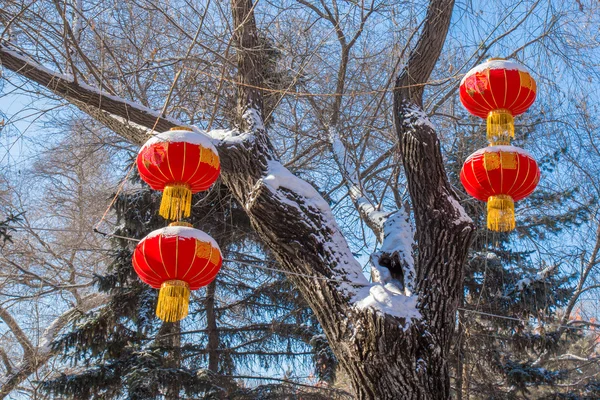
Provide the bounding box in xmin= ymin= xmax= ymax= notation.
xmin=0 ymin=293 xmax=108 ymax=399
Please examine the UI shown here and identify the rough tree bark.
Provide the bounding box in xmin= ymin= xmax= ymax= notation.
xmin=0 ymin=0 xmax=475 ymax=398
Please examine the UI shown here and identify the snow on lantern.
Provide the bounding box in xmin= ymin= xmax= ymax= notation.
xmin=459 ymin=59 xmax=536 ymax=144
xmin=460 ymin=145 xmax=540 ymax=232
xmin=137 ymin=127 xmax=220 ymax=221
xmin=132 ymin=222 xmax=222 ymax=322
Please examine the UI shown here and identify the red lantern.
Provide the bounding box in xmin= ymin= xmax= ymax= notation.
xmin=460 ymin=59 xmax=536 ymax=144
xmin=132 ymin=222 xmax=222 ymax=322
xmin=460 ymin=145 xmax=540 ymax=232
xmin=137 ymin=127 xmax=220 ymax=221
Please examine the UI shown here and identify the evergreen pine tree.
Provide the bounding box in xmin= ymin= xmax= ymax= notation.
xmin=446 ymin=114 xmax=594 ymax=399
xmin=41 ymin=164 xmax=342 ymax=399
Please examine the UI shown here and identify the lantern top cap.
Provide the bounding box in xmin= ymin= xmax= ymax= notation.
xmin=143 ymin=225 xmax=221 ymax=251
xmin=170 ymin=126 xmax=193 ymax=131
xmin=461 ymin=59 xmax=532 ymax=85
xmin=169 ymin=221 xmax=193 ymax=228
xmin=140 ymin=128 xmax=219 ymax=156
xmin=468 ymin=144 xmax=534 ymax=159
xmin=487 ymin=57 xmax=506 ymax=61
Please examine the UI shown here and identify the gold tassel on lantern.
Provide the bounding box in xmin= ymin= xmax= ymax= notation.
xmin=487 ymin=109 xmax=514 ymax=145
xmin=487 ymin=194 xmax=515 ymax=232
xmin=156 ymin=280 xmax=191 ymax=322
xmin=160 ymin=184 xmax=192 ymax=221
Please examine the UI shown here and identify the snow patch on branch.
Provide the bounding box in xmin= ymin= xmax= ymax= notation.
xmin=403 ymin=104 xmax=435 ymax=130
xmin=262 ymin=160 xmax=419 ymax=326
xmin=514 ymin=265 xmax=556 ymax=292
xmin=242 ymin=107 xmax=265 ymax=133
xmin=447 ymin=194 xmax=473 ymax=225
xmin=353 ymin=284 xmax=420 ymax=330
xmin=207 ymin=128 xmax=253 ymax=146
xmin=1 ymin=45 xmax=65 ymax=77
xmin=205 ymin=108 xmax=261 ymax=146
xmin=76 ymin=80 xmax=182 ymax=124
xmin=380 ymin=210 xmax=415 ymax=294
xmin=72 ymin=0 xmax=83 ymax=41
xmin=264 ymin=160 xmax=333 ymax=215
xmin=263 ymin=159 xmax=367 ymax=287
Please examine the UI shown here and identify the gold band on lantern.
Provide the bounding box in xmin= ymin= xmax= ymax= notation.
xmin=169 ymin=221 xmax=193 ymax=228
xmin=487 ymin=109 xmax=514 ymax=145
xmin=170 ymin=126 xmax=193 ymax=131
xmin=156 ymin=280 xmax=191 ymax=322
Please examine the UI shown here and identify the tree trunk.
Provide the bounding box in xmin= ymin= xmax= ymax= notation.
xmin=205 ymin=280 xmax=220 ymax=373
xmin=455 ymin=307 xmax=465 ymax=400
xmin=156 ymin=321 xmax=181 ymax=400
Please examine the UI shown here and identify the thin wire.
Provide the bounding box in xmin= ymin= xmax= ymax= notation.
xmin=93 ymin=161 xmax=137 ymax=233
xmin=222 ymin=258 xmax=371 ymax=286
xmin=457 ymin=308 xmax=599 ymax=333
xmin=186 ymin=66 xmax=462 ymax=98
xmin=5 ymin=224 xmax=142 ymax=242
xmin=7 ymin=227 xmax=598 ymax=332
xmin=92 ymin=228 xmax=141 ymax=242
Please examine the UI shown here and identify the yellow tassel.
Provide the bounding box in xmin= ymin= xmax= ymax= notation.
xmin=487 ymin=109 xmax=514 ymax=145
xmin=159 ymin=184 xmax=192 ymax=221
xmin=156 ymin=280 xmax=190 ymax=322
xmin=487 ymin=195 xmax=515 ymax=232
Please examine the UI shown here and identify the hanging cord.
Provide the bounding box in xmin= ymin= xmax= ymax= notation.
xmin=93 ymin=22 xmax=206 ymax=238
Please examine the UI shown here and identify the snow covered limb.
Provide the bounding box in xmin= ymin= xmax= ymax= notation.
xmin=328 ymin=128 xmax=416 ymax=294
xmin=513 ymin=265 xmax=556 ymax=292
xmin=0 ymin=42 xmax=169 ymax=144
xmin=0 ymin=306 xmax=35 ymax=361
xmin=0 ymin=42 xmax=387 ymax=310
xmin=391 ymin=0 xmax=475 ymax=396
xmin=328 ymin=127 xmax=388 ymax=237
xmin=0 ymin=293 xmax=107 ymax=399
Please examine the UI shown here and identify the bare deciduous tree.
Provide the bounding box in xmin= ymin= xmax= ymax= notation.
xmin=1 ymin=0 xmax=600 ymax=398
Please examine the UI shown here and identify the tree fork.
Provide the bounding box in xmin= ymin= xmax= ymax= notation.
xmin=0 ymin=0 xmax=476 ymax=398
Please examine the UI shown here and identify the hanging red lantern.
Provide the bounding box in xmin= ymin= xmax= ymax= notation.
xmin=459 ymin=59 xmax=536 ymax=144
xmin=132 ymin=222 xmax=222 ymax=322
xmin=460 ymin=145 xmax=540 ymax=232
xmin=137 ymin=127 xmax=220 ymax=221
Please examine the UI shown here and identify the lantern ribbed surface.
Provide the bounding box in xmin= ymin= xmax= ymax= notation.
xmin=460 ymin=59 xmax=536 ymax=144
xmin=460 ymin=145 xmax=540 ymax=232
xmin=132 ymin=224 xmax=222 ymax=321
xmin=137 ymin=127 xmax=220 ymax=220
xmin=459 ymin=59 xmax=537 ymax=119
